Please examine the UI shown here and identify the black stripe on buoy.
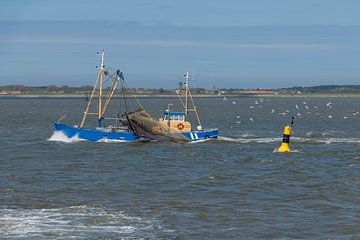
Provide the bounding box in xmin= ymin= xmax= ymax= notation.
xmin=282 ymin=134 xmax=290 ymax=143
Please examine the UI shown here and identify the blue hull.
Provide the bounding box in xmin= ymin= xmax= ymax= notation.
xmin=182 ymin=129 xmax=218 ymax=141
xmin=54 ymin=122 xmax=139 ymax=142
xmin=54 ymin=123 xmax=218 ymax=142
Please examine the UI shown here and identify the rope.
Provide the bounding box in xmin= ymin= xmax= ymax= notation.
xmin=124 ymin=78 xmax=144 ymax=110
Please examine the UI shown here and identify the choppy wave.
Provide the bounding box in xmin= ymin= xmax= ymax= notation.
xmin=0 ymin=206 xmax=161 ymax=239
xmin=238 ymin=132 xmax=258 ymax=138
xmin=305 ymin=130 xmax=345 ymax=138
xmin=48 ymin=131 xmax=84 ymax=143
xmin=217 ymin=136 xmax=280 ymax=143
xmin=218 ymin=136 xmax=360 ymax=144
xmin=49 ymin=130 xmax=360 ymax=145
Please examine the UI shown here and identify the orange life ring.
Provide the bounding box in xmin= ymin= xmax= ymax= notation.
xmin=177 ymin=123 xmax=184 ymax=130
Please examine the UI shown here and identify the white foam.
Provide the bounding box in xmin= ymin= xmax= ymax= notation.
xmin=0 ymin=206 xmax=159 ymax=238
xmin=273 ymin=148 xmax=301 ymax=153
xmin=282 ymin=137 xmax=360 ymax=144
xmin=239 ymin=132 xmax=257 ymax=138
xmin=49 ymin=131 xmax=132 ymax=144
xmin=188 ymin=138 xmax=212 ymax=144
xmin=96 ymin=138 xmax=130 ymax=143
xmin=218 ymin=136 xmax=360 ymax=144
xmin=218 ymin=136 xmax=280 ymax=143
xmin=48 ymin=131 xmax=85 ymax=143
xmin=313 ymin=138 xmax=360 ymax=144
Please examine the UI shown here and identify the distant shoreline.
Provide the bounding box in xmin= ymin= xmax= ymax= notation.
xmin=3 ymin=93 xmax=360 ymax=98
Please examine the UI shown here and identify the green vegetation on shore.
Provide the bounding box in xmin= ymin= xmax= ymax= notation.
xmin=1 ymin=84 xmax=360 ymax=96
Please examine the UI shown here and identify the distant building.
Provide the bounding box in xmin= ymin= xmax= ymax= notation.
xmin=136 ymin=88 xmax=147 ymax=94
xmin=239 ymin=90 xmax=274 ymax=95
xmin=0 ymin=90 xmax=21 ymax=95
xmin=135 ymin=88 xmax=153 ymax=94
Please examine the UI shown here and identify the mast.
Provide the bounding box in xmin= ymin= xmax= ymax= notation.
xmin=183 ymin=71 xmax=202 ymax=130
xmin=79 ymin=50 xmax=105 ymax=128
xmin=98 ymin=50 xmax=104 ymax=127
xmin=185 ymin=71 xmax=189 ymax=118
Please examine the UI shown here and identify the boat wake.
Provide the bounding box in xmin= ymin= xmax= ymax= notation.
xmin=217 ymin=136 xmax=360 ymax=144
xmin=48 ymin=131 xmax=84 ymax=143
xmin=187 ymin=138 xmax=213 ymax=144
xmin=48 ymin=131 xmax=133 ymax=143
xmin=96 ymin=138 xmax=131 ymax=143
xmin=0 ymin=206 xmax=163 ymax=239
xmin=49 ymin=131 xmax=360 ymax=145
xmin=217 ymin=136 xmax=281 ymax=143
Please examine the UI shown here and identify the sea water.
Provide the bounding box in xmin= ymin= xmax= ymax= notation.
xmin=1 ymin=96 xmax=360 ymax=239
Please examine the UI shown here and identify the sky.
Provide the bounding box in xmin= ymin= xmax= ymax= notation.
xmin=0 ymin=0 xmax=360 ymax=88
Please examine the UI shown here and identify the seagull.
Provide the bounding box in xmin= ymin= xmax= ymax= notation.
xmin=295 ymin=104 xmax=299 ymax=109
xmin=328 ymin=115 xmax=333 ymax=118
xmin=271 ymin=109 xmax=276 ymax=114
xmin=305 ymin=105 xmax=309 ymax=110
xmin=232 ymin=101 xmax=236 ymax=105
xmin=249 ymin=117 xmax=254 ymax=122
xmin=326 ymin=101 xmax=332 ymax=107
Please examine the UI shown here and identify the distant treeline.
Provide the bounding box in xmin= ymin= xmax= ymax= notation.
xmin=2 ymin=84 xmax=360 ymax=95
xmin=280 ymin=85 xmax=360 ymax=94
xmin=0 ymin=85 xmax=93 ymax=94
xmin=0 ymin=84 xmax=205 ymax=95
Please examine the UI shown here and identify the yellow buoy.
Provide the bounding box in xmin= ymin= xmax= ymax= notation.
xmin=277 ymin=117 xmax=294 ymax=153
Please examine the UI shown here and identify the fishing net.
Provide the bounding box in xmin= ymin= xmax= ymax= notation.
xmin=126 ymin=109 xmax=190 ymax=142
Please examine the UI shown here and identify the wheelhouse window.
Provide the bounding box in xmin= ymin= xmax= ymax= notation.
xmin=164 ymin=113 xmax=185 ymax=121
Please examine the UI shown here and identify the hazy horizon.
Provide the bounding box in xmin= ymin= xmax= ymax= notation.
xmin=1 ymin=1 xmax=360 ymax=88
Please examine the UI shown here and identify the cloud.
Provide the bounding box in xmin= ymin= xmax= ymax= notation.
xmin=0 ymin=38 xmax=341 ymax=50
xmin=1 ymin=21 xmax=358 ymax=51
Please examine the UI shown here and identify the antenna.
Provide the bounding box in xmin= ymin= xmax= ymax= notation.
xmin=191 ymin=71 xmax=197 ymax=89
xmin=97 ymin=49 xmax=105 ymax=70
xmin=185 ymin=71 xmax=189 ymax=116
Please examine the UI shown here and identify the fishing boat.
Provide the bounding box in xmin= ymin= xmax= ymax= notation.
xmin=54 ymin=50 xmax=141 ymax=142
xmin=157 ymin=71 xmax=218 ymax=141
xmin=53 ymin=51 xmax=217 ymax=143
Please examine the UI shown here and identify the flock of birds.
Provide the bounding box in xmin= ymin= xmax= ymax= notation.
xmin=223 ymin=96 xmax=360 ymax=125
